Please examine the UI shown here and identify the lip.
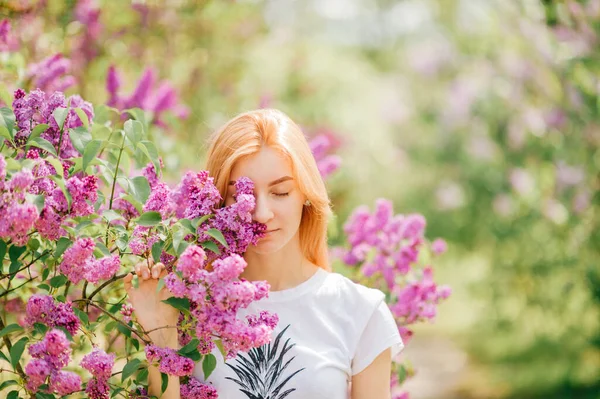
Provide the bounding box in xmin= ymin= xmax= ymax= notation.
xmin=264 ymin=229 xmax=279 ymax=234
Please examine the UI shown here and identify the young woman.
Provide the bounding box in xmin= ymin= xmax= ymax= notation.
xmin=124 ymin=109 xmax=404 ymax=399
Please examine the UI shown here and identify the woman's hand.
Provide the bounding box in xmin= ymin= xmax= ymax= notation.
xmin=123 ymin=260 xmax=179 ymax=347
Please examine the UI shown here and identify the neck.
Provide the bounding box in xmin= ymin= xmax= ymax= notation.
xmin=241 ymin=234 xmax=319 ymax=291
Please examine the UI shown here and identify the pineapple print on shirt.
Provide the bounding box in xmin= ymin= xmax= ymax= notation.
xmin=225 ymin=324 xmax=305 ymax=399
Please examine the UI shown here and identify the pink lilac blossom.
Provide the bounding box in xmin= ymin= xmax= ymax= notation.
xmin=25 ymin=294 xmax=81 ymax=335
xmin=72 ymin=0 xmax=102 ymax=68
xmin=25 ymin=329 xmax=80 ymax=394
xmin=81 ymin=348 xmax=115 ymax=380
xmin=0 ymin=19 xmax=18 ymax=52
xmin=105 ymin=66 xmax=189 ymax=127
xmin=389 ymin=267 xmax=451 ymax=324
xmin=27 ymin=54 xmax=76 ymax=93
xmin=163 ymin=245 xmax=276 ymax=359
xmin=85 ymin=254 xmax=121 ymax=284
xmin=181 ymin=377 xmax=219 ymax=399
xmin=143 ymin=181 xmax=173 ymax=218
xmin=60 ymin=237 xmax=95 ymax=284
xmin=171 ymin=170 xmax=221 ymax=220
xmin=48 ymin=370 xmax=82 ymax=396
xmin=129 ymin=225 xmax=159 ymax=257
xmin=307 ymin=129 xmax=343 ymax=179
xmin=121 ymin=303 xmax=134 ymax=323
xmin=431 ymin=238 xmax=447 ymax=255
xmin=142 ymin=157 xmax=164 ymax=189
xmin=85 ymin=377 xmax=111 ymax=399
xmin=144 ymin=345 xmax=195 ymax=376
xmin=66 ymin=174 xmax=99 ymax=216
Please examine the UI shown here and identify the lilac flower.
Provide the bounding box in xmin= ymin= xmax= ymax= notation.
xmin=142 ymin=158 xmax=164 ymax=189
xmin=72 ymin=0 xmax=102 ymax=68
xmin=27 ymin=329 xmax=72 ymax=371
xmin=49 ymin=370 xmax=82 ymax=396
xmin=81 ymin=348 xmax=115 ymax=380
xmin=27 ymin=54 xmax=76 ymax=93
xmin=85 ymin=255 xmax=121 ymax=284
xmin=143 ymin=181 xmax=173 ymax=218
xmin=0 ymin=19 xmax=18 ymax=52
xmin=121 ymin=303 xmax=134 ymax=323
xmin=25 ymin=295 xmax=81 ymax=335
xmin=0 ymin=154 xmax=6 ymax=182
xmin=105 ymin=65 xmax=189 ymax=127
xmin=25 ymin=358 xmax=51 ymax=392
xmin=129 ymin=225 xmax=159 ymax=257
xmin=144 ymin=345 xmax=194 ymax=376
xmin=176 ymin=245 xmax=207 ymax=283
xmin=308 ymin=129 xmax=343 ymax=179
xmin=0 ymin=200 xmax=38 ymax=246
xmin=431 ymin=238 xmax=447 ymax=255
xmin=171 ymin=170 xmax=221 ymax=219
xmin=8 ymin=169 xmax=34 ymax=191
xmin=212 ymin=254 xmax=246 ymax=281
xmin=85 ymin=377 xmax=111 ymax=399
xmin=60 ymin=237 xmax=95 ymax=284
xmin=181 ymin=377 xmax=219 ymax=399
xmin=66 ymin=175 xmax=99 ymax=216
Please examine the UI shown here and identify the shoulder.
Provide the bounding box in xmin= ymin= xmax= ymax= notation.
xmin=316 ymin=270 xmax=386 ymax=314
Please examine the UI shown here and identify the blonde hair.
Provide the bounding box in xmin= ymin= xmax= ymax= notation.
xmin=205 ymin=109 xmax=332 ymax=270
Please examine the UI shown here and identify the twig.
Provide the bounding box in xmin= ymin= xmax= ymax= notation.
xmin=87 ymin=272 xmax=128 ymax=301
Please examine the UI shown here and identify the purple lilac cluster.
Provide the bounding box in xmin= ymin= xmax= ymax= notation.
xmin=145 ymin=344 xmax=195 ymax=376
xmin=121 ymin=303 xmax=134 ymax=323
xmin=204 ymin=177 xmax=267 ymax=259
xmin=26 ymin=54 xmax=76 ymax=94
xmin=308 ymin=128 xmax=342 ymax=179
xmin=72 ymin=0 xmax=102 ymax=68
xmin=11 ymin=88 xmax=94 ymax=159
xmin=60 ymin=237 xmax=121 ymax=284
xmin=25 ymin=329 xmax=82 ymax=395
xmin=80 ymin=348 xmax=115 ymax=399
xmin=336 ymin=199 xmax=451 ymax=343
xmin=180 ymin=377 xmax=219 ymax=399
xmin=24 ymin=294 xmax=80 ymax=335
xmin=164 ymin=246 xmax=277 ymax=360
xmin=0 ymin=18 xmax=18 ymax=52
xmin=106 ymin=66 xmax=189 ymax=128
xmin=0 ymin=161 xmax=38 ymax=245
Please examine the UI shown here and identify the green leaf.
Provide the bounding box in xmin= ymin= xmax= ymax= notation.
xmin=83 ymin=139 xmax=102 ymax=173
xmin=49 ymin=175 xmax=72 ymax=209
xmin=28 ymin=137 xmax=57 ymax=157
xmin=161 ymin=297 xmax=190 ymax=314
xmin=152 ymin=240 xmax=165 ymax=264
xmin=0 ymin=350 xmax=9 ymax=363
xmin=31 ymin=194 xmax=45 ymax=213
xmin=102 ymin=209 xmax=123 ymax=223
xmin=111 ymin=387 xmax=124 ymax=398
xmin=49 ymin=275 xmax=68 ymax=288
xmin=121 ymin=358 xmax=142 ymax=382
xmin=179 ymin=219 xmax=196 ymax=234
xmin=0 ymin=125 xmax=13 ymax=144
xmin=28 ymin=123 xmax=49 ymax=142
xmin=136 ymin=367 xmax=149 ymax=384
xmin=130 ymin=175 xmax=150 ymax=204
xmin=182 ymin=348 xmax=201 ymax=362
xmin=137 ymin=211 xmax=162 ymax=226
xmin=45 ymin=157 xmax=64 ymax=177
xmin=214 ymin=339 xmax=227 ymax=359
xmin=161 ymin=372 xmax=169 ymax=394
xmin=36 ymin=392 xmax=55 ymax=399
xmin=138 ymin=140 xmax=160 ymax=174
xmin=69 ymin=126 xmax=93 ymax=155
xmin=0 ymin=323 xmax=23 ymax=339
xmin=202 ymin=353 xmax=217 ymax=379
xmin=0 ymin=240 xmax=7 ymax=261
xmin=73 ymin=107 xmax=90 ymax=129
xmin=124 ymin=119 xmax=143 ymax=147
xmin=125 ymin=108 xmax=147 ymax=128
xmin=7 ymin=390 xmax=19 ymax=399
xmin=0 ymin=83 xmax=12 ymax=107
xmin=205 ymin=228 xmax=228 ymax=248
xmin=37 ymin=284 xmax=50 ymax=292
xmin=155 ymin=277 xmax=165 ymax=295
xmin=73 ymin=307 xmax=89 ymax=326
xmin=200 ymin=240 xmax=220 ymax=255
xmin=9 ymin=245 xmax=26 ymax=262
xmin=0 ymin=379 xmax=17 ymax=391
xmin=0 ymin=107 xmax=15 ymax=133
xmin=116 ymin=323 xmax=132 ymax=338
xmin=178 ymin=339 xmax=200 ymax=355
xmin=52 ymin=107 xmax=69 ymax=130
xmin=9 ymin=337 xmax=28 ymax=369
xmin=120 ymin=194 xmax=143 ymax=214
xmin=95 ymin=241 xmax=111 ymax=256
xmin=54 ymin=237 xmax=72 ymax=258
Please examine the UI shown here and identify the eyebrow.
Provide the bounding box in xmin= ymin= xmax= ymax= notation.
xmin=228 ymin=176 xmax=294 ymax=187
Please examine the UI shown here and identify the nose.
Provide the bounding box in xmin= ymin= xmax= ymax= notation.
xmin=252 ymin=194 xmax=274 ymax=224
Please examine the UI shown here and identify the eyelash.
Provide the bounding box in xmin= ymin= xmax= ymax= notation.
xmin=274 ymin=193 xmax=289 ymax=197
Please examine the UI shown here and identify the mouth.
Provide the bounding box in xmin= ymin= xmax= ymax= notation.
xmin=264 ymin=229 xmax=279 ymax=234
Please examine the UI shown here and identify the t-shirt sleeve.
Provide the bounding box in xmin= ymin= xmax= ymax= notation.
xmin=351 ymin=298 xmax=404 ymax=375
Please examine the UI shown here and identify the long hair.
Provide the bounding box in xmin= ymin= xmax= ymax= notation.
xmin=204 ymin=109 xmax=332 ymax=270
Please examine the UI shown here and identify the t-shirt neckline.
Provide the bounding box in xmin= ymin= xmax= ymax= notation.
xmin=260 ymin=267 xmax=328 ymax=302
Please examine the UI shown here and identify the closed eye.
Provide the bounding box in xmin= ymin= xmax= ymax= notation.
xmin=274 ymin=193 xmax=289 ymax=197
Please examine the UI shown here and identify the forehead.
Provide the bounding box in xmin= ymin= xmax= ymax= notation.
xmin=229 ymin=146 xmax=293 ymax=184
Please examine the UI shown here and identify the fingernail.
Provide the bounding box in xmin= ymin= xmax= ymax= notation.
xmin=152 ymin=271 xmax=158 ymax=278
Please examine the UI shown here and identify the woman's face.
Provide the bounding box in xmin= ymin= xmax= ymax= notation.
xmin=226 ymin=146 xmax=306 ymax=255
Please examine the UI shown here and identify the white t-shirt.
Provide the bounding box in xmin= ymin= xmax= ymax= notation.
xmin=192 ymin=268 xmax=404 ymax=399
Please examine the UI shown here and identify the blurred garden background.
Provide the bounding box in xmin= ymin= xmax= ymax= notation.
xmin=1 ymin=0 xmax=598 ymax=398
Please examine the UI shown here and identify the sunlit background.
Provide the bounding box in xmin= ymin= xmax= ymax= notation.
xmin=1 ymin=0 xmax=599 ymax=398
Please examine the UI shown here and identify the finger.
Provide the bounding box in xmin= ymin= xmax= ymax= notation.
xmin=123 ymin=273 xmax=133 ymax=291
xmin=141 ymin=266 xmax=150 ymax=280
xmin=151 ymin=262 xmax=165 ymax=278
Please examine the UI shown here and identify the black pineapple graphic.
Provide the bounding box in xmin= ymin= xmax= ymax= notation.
xmin=225 ymin=324 xmax=305 ymax=399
